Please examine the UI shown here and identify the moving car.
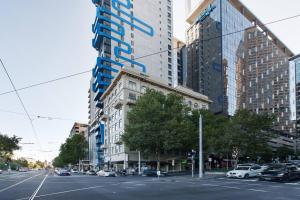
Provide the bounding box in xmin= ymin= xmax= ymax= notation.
xmin=97 ymin=170 xmax=116 ymax=177
xmin=259 ymin=164 xmax=300 ymax=182
xmin=58 ymin=170 xmax=71 ymax=176
xmin=226 ymin=165 xmax=263 ymax=179
xmin=142 ymin=169 xmax=168 ymax=177
xmin=19 ymin=167 xmax=29 ymax=172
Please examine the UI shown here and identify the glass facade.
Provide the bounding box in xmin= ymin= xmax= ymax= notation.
xmin=186 ymin=0 xmax=251 ymax=115
xmin=221 ymin=0 xmax=252 ymax=115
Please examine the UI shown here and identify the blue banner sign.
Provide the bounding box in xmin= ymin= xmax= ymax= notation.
xmin=196 ymin=4 xmax=216 ymax=23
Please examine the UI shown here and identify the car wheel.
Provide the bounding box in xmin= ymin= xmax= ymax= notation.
xmin=244 ymin=174 xmax=249 ymax=179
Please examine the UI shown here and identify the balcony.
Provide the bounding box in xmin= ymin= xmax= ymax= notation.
xmin=100 ymin=113 xmax=109 ymax=121
xmin=114 ymin=138 xmax=123 ymax=145
xmin=127 ymin=98 xmax=136 ymax=105
xmin=114 ymin=99 xmax=125 ymax=109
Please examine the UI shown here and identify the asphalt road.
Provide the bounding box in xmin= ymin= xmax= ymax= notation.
xmin=1 ymin=171 xmax=300 ymax=200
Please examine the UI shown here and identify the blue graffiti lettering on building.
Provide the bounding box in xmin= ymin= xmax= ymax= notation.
xmin=91 ymin=0 xmax=154 ymax=167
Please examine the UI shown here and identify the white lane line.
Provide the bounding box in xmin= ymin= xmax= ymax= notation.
xmin=201 ymin=184 xmax=220 ymax=187
xmin=29 ymin=173 xmax=48 ymax=200
xmin=248 ymin=189 xmax=268 ymax=193
xmin=221 ymin=186 xmax=240 ymax=189
xmin=15 ymin=185 xmax=105 ymax=200
xmin=0 ymin=173 xmax=42 ymax=193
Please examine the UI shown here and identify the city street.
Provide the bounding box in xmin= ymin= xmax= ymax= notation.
xmin=1 ymin=171 xmax=300 ymax=200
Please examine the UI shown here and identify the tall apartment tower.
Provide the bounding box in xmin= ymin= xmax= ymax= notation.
xmin=185 ymin=0 xmax=295 ymax=149
xmin=89 ymin=0 xmax=173 ymax=169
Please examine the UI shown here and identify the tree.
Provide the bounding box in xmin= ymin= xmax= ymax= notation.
xmin=53 ymin=156 xmax=64 ymax=168
xmin=231 ymin=110 xmax=275 ymax=162
xmin=53 ymin=134 xmax=88 ymax=167
xmin=276 ymin=146 xmax=294 ymax=162
xmin=0 ymin=133 xmax=21 ymax=160
xmin=15 ymin=158 xmax=29 ymax=168
xmin=123 ymin=89 xmax=192 ymax=170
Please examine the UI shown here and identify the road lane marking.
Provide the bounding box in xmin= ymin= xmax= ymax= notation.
xmin=221 ymin=186 xmax=240 ymax=189
xmin=29 ymin=173 xmax=48 ymax=200
xmin=248 ymin=189 xmax=268 ymax=193
xmin=201 ymin=184 xmax=220 ymax=187
xmin=0 ymin=173 xmax=42 ymax=193
xmin=16 ymin=185 xmax=105 ymax=200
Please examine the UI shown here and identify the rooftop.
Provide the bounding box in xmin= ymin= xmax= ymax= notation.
xmin=100 ymin=68 xmax=212 ymax=104
xmin=186 ymin=0 xmax=294 ymax=57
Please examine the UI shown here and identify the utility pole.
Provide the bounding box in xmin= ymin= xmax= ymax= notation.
xmin=199 ymin=114 xmax=203 ymax=178
xmin=138 ymin=151 xmax=141 ymax=175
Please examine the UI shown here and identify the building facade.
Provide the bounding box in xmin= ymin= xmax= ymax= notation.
xmin=69 ymin=122 xmax=88 ymax=140
xmin=172 ymin=37 xmax=187 ymax=87
xmin=89 ymin=0 xmax=174 ymax=168
xmin=184 ymin=0 xmax=295 ymax=149
xmin=289 ymin=55 xmax=300 ymax=151
xmin=97 ymin=68 xmax=211 ymax=170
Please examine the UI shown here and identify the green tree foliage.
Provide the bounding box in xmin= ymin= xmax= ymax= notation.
xmin=123 ymin=89 xmax=192 ymax=169
xmin=0 ymin=133 xmax=21 ymax=160
xmin=275 ymin=146 xmax=294 ymax=162
xmin=14 ymin=158 xmax=29 ymax=168
xmin=122 ymin=89 xmax=278 ymax=167
xmin=53 ymin=134 xmax=87 ymax=167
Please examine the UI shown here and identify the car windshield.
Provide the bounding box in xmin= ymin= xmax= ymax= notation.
xmin=235 ymin=167 xmax=250 ymax=170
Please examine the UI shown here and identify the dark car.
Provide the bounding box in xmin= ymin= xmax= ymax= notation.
xmin=143 ymin=169 xmax=168 ymax=177
xmin=259 ymin=164 xmax=300 ymax=182
xmin=58 ymin=170 xmax=71 ymax=176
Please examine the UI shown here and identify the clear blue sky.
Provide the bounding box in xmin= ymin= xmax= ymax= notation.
xmin=0 ymin=0 xmax=299 ymax=161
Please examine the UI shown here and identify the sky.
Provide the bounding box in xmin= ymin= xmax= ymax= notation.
xmin=0 ymin=0 xmax=300 ymax=161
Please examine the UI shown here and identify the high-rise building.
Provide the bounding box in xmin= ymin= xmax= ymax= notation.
xmin=184 ymin=0 xmax=295 ymax=149
xmin=289 ymin=54 xmax=300 ymax=151
xmin=89 ymin=0 xmax=173 ymax=169
xmin=172 ymin=38 xmax=187 ymax=87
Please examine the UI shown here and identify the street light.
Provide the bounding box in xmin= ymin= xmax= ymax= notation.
xmin=188 ymin=112 xmax=203 ymax=178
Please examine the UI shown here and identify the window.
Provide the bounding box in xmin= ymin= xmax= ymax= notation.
xmin=128 ymin=81 xmax=136 ymax=90
xmin=141 ymin=86 xmax=147 ymax=93
xmin=128 ymin=93 xmax=136 ymax=100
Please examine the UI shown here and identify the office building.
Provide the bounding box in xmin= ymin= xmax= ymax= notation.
xmin=89 ymin=0 xmax=174 ymax=168
xmin=289 ymin=54 xmax=300 ymax=151
xmin=185 ymin=0 xmax=295 ymax=149
xmin=172 ymin=37 xmax=187 ymax=87
xmin=96 ymin=68 xmax=211 ymax=170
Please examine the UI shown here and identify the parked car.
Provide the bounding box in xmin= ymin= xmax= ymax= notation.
xmin=97 ymin=170 xmax=116 ymax=177
xmin=226 ymin=165 xmax=263 ymax=179
xmin=86 ymin=170 xmax=97 ymax=176
xmin=71 ymin=169 xmax=79 ymax=174
xmin=58 ymin=170 xmax=71 ymax=176
xmin=259 ymin=164 xmax=300 ymax=182
xmin=0 ymin=169 xmax=3 ymax=174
